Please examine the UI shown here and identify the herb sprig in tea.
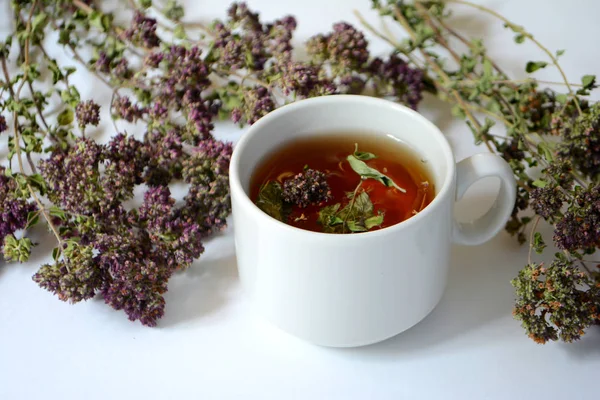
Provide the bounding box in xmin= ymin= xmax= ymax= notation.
xmin=318 ymin=144 xmax=405 ymax=233
xmin=255 ymin=144 xmax=405 ymax=234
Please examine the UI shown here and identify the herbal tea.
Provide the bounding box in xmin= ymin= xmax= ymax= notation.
xmin=250 ymin=134 xmax=434 ymax=233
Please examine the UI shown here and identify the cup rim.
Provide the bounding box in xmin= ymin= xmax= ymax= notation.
xmin=229 ymin=95 xmax=455 ymax=239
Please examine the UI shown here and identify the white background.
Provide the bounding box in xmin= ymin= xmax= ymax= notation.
xmin=1 ymin=1 xmax=599 ymax=399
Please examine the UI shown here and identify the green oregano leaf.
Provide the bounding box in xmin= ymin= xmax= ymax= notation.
xmin=51 ymin=247 xmax=60 ymax=261
xmin=2 ymin=235 xmax=33 ymax=262
xmin=451 ymin=104 xmax=466 ymax=119
xmin=57 ymin=108 xmax=74 ymax=126
xmin=317 ymin=204 xmax=342 ymax=229
xmin=31 ymin=12 xmax=48 ymax=35
xmin=353 ymin=143 xmax=377 ymax=161
xmin=350 ymin=191 xmax=374 ymax=215
xmin=364 ymin=214 xmax=384 ymax=229
xmin=532 ymin=179 xmax=547 ymax=188
xmin=581 ymin=75 xmax=596 ymax=89
xmin=47 ymin=59 xmax=63 ymax=84
xmin=525 ymin=61 xmax=548 ymax=73
xmin=165 ymin=0 xmax=185 ymax=21
xmin=537 ymin=142 xmax=555 ymax=162
xmin=60 ymin=87 xmax=80 ymax=107
xmin=555 ymin=93 xmax=568 ymax=104
xmin=318 ymin=190 xmax=384 ymax=234
xmin=174 ymin=24 xmax=187 ymax=39
xmin=482 ymin=59 xmax=493 ymax=78
xmin=576 ymin=75 xmax=596 ymax=95
xmin=533 ymin=232 xmax=546 ymax=254
xmin=26 ymin=210 xmax=40 ymax=227
xmin=88 ymin=11 xmax=103 ymax=30
xmin=346 ymin=221 xmax=368 ymax=232
xmin=255 ymin=181 xmax=289 ymax=222
xmin=49 ymin=206 xmax=67 ymax=221
xmin=347 ymin=155 xmax=406 ymax=192
xmin=27 ymin=174 xmax=47 ymax=195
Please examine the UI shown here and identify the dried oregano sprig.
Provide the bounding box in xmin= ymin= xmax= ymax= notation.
xmin=366 ymin=0 xmax=600 ymax=343
xmin=0 ymin=0 xmax=423 ymax=326
xmin=4 ymin=0 xmax=595 ymax=341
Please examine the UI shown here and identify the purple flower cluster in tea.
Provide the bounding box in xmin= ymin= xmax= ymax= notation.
xmin=282 ymin=169 xmax=332 ymax=208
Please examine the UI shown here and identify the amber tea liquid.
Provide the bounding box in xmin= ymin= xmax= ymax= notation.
xmin=250 ymin=133 xmax=435 ymax=232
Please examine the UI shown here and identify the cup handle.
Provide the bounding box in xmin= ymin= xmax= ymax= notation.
xmin=452 ymin=153 xmax=517 ymax=246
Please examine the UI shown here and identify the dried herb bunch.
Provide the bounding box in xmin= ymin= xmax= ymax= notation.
xmin=2 ymin=0 xmax=598 ymax=341
xmin=363 ymin=0 xmax=600 ymax=343
xmin=0 ymin=0 xmax=423 ymax=326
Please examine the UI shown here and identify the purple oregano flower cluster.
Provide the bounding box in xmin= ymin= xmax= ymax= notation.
xmin=283 ymin=169 xmax=332 ymax=208
xmin=0 ymin=166 xmax=37 ymax=249
xmin=32 ymin=133 xmax=231 ymax=326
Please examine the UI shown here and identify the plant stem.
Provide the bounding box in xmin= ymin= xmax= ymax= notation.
xmin=342 ymin=181 xmax=363 ymax=233
xmin=353 ymin=10 xmax=425 ymax=69
xmin=354 ymin=11 xmax=401 ymax=48
xmin=392 ymin=5 xmax=494 ymax=153
xmin=72 ymin=0 xmax=93 ymax=14
xmin=212 ymin=68 xmax=267 ymax=88
xmin=414 ymin=5 xmax=522 ymax=124
xmin=414 ymin=2 xmax=463 ymax=66
xmin=1 ymin=8 xmax=64 ymax=251
xmin=441 ymin=0 xmax=582 ymax=114
xmin=579 ymin=261 xmax=593 ymax=275
xmin=528 ymin=215 xmax=541 ymax=265
xmin=71 ymin=0 xmax=125 ymax=36
xmin=181 ymin=21 xmax=215 ymax=38
xmin=3 ymin=83 xmax=64 ymax=249
xmin=457 ymin=78 xmax=584 ymax=87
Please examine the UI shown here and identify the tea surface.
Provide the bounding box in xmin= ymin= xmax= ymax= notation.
xmin=250 ymin=133 xmax=434 ymax=233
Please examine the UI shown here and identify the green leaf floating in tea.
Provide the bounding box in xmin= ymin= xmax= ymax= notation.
xmin=255 ymin=181 xmax=290 ymax=222
xmin=317 ymin=203 xmax=344 ymax=232
xmin=346 ymin=154 xmax=407 ymax=193
xmin=317 ymin=144 xmax=405 ymax=233
xmin=318 ymin=189 xmax=384 ymax=233
xmin=352 ymin=143 xmax=377 ymax=161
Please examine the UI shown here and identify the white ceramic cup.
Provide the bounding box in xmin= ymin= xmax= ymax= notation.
xmin=230 ymin=95 xmax=516 ymax=347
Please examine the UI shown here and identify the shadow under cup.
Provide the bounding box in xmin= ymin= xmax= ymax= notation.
xmin=230 ymin=95 xmax=456 ymax=347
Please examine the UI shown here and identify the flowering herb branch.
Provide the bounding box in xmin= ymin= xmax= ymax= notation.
xmin=367 ymin=0 xmax=600 ymax=343
xmin=0 ymin=0 xmax=424 ymax=326
xmin=1 ymin=0 xmax=598 ymax=340
xmin=317 ymin=145 xmax=400 ymax=233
